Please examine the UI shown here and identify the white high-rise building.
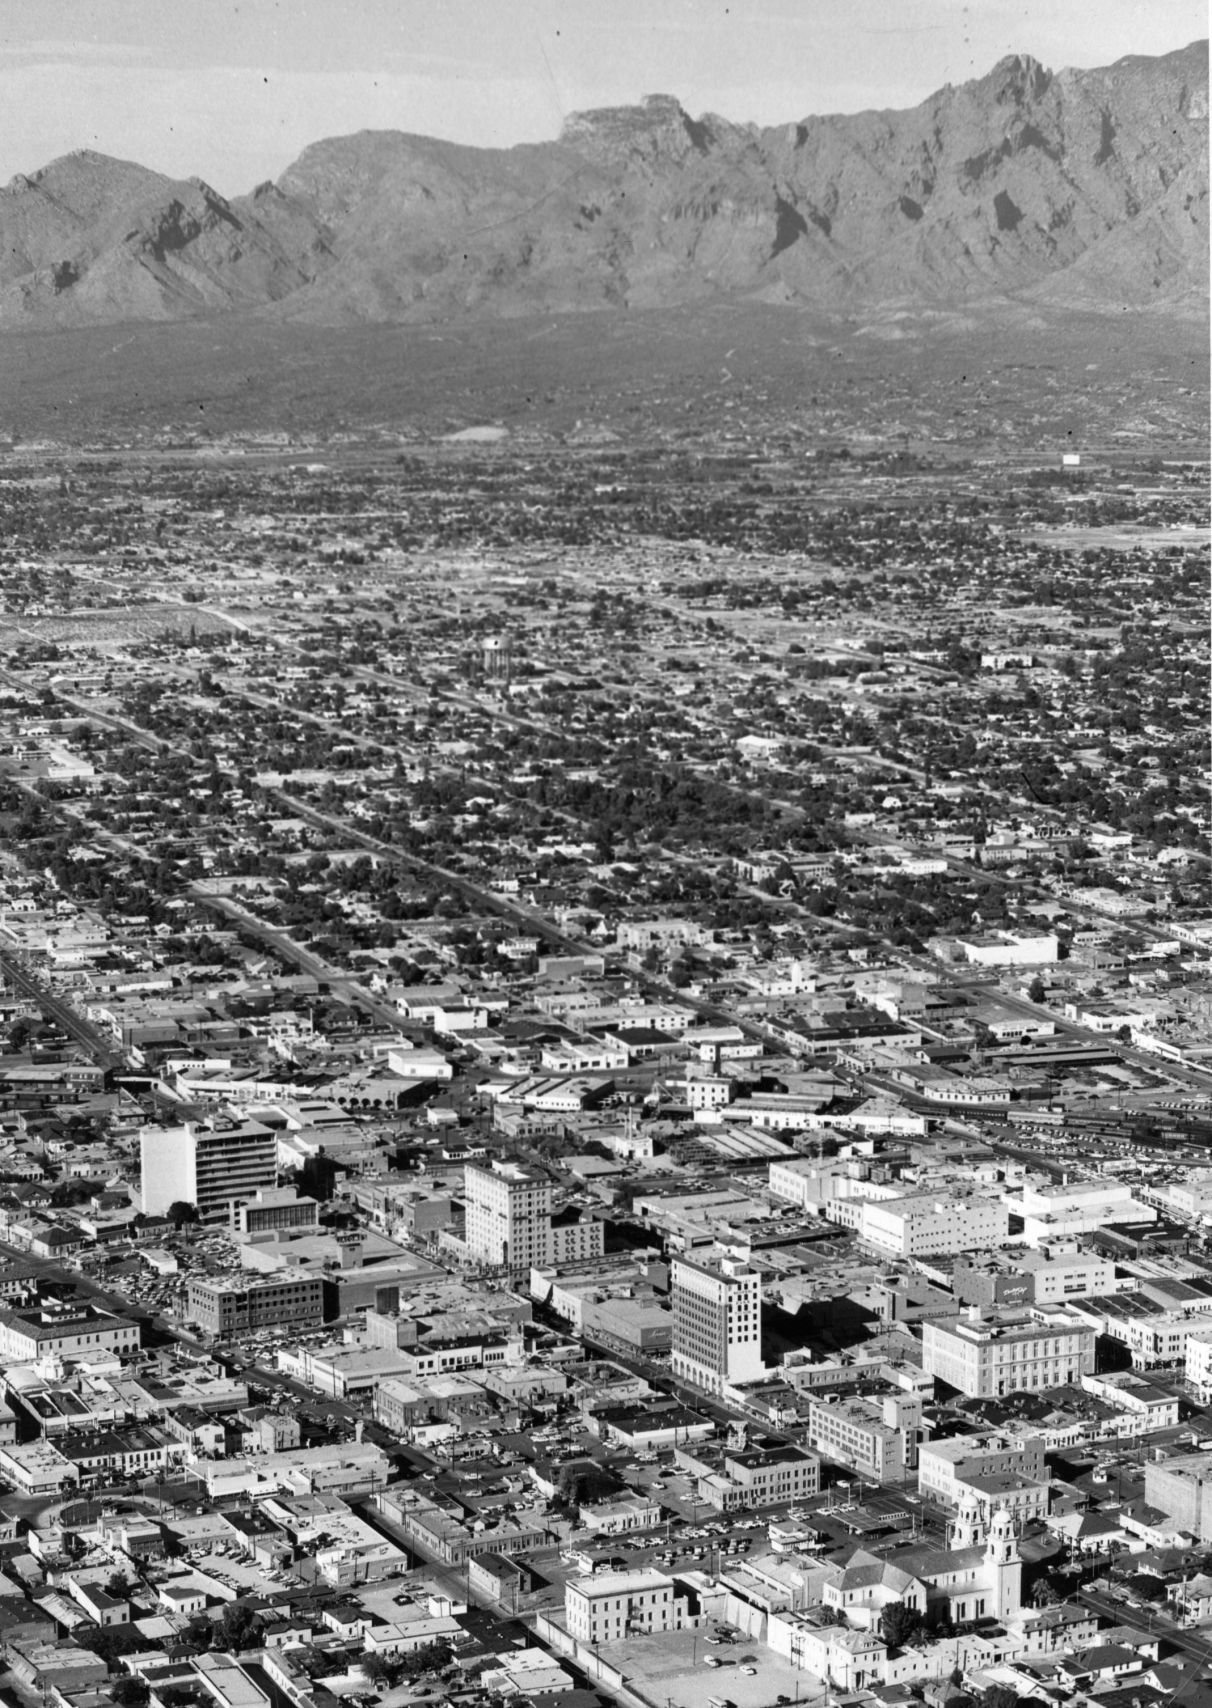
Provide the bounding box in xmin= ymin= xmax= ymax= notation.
xmin=671 ymin=1255 xmax=765 ymax=1396
xmin=464 ymin=1160 xmax=552 ymax=1272
xmin=140 ymin=1120 xmax=276 ymax=1219
xmin=463 ymin=1159 xmax=602 ymax=1274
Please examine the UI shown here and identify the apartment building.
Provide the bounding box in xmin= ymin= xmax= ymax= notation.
xmin=922 ymin=1309 xmax=1095 ymax=1398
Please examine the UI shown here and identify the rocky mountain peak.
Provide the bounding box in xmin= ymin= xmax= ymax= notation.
xmin=978 ymin=53 xmax=1053 ymax=105
xmin=560 ymin=92 xmax=718 ymax=164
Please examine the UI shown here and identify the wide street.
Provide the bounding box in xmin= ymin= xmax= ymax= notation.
xmin=1078 ymin=1586 xmax=1212 ymax=1669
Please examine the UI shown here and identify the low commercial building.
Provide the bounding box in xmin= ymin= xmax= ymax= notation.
xmin=468 ymin=1552 xmax=530 ymax=1605
xmin=1068 ymin=1298 xmax=1212 ymax=1372
xmin=530 ymin=1257 xmax=671 ymax=1336
xmin=373 ymin=1377 xmax=435 ymax=1436
xmin=59 ymin=1425 xmax=185 ymax=1480
xmin=280 ymin=1344 xmax=413 ymax=1401
xmin=289 ymin=1499 xmax=407 ymax=1587
xmin=0 ymin=1441 xmax=78 ymax=1494
xmin=585 ymin=1402 xmax=714 ymax=1450
xmin=380 ymin=1488 xmax=548 ymax=1567
xmin=9 ymin=1641 xmax=106 ymax=1696
xmin=564 ymin=1568 xmax=688 ymax=1645
xmin=581 ymin=1294 xmax=672 ymax=1353
xmin=579 ymin=1492 xmax=662 ymax=1534
xmin=201 ymin=1441 xmax=390 ymax=1500
xmin=1080 ymin=1372 xmax=1180 ymax=1430
xmin=922 ymin=1309 xmax=1096 ymax=1398
xmin=957 ymin=931 xmax=1058 ymax=967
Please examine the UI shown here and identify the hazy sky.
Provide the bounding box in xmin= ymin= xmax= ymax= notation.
xmin=0 ymin=0 xmax=1205 ymax=192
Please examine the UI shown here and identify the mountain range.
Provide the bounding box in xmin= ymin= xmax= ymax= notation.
xmin=0 ymin=40 xmax=1206 ymax=333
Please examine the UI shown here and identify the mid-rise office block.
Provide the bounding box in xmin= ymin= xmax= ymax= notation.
xmin=805 ymin=1393 xmax=917 ymax=1484
xmin=1013 ymin=1180 xmax=1155 ymax=1245
xmin=922 ymin=1309 xmax=1095 ymax=1398
xmin=186 ymin=1274 xmax=324 ymax=1339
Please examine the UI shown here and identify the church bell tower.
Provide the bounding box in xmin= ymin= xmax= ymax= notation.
xmin=984 ymin=1505 xmax=1023 ymax=1621
xmin=947 ymin=1493 xmax=982 ymax=1550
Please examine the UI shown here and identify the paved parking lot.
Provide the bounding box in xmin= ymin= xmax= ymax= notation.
xmin=596 ymin=1626 xmax=825 ymax=1708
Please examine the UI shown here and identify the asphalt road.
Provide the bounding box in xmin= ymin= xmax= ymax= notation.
xmin=189 ymin=885 xmax=412 ymax=1034
xmin=0 ymin=945 xmax=124 ymax=1071
xmin=230 ymin=1355 xmax=368 ymax=1429
xmin=1078 ymin=1586 xmax=1212 ymax=1666
xmin=0 ymin=1239 xmax=159 ymax=1322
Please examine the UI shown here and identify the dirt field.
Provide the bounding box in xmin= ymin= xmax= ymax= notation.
xmin=1 ymin=603 xmax=238 ymax=649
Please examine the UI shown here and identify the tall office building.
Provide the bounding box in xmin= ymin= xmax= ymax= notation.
xmin=463 ymin=1159 xmax=601 ymax=1273
xmin=464 ymin=1160 xmax=554 ymax=1272
xmin=140 ymin=1120 xmax=277 ymax=1220
xmin=671 ymin=1255 xmax=765 ymax=1397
